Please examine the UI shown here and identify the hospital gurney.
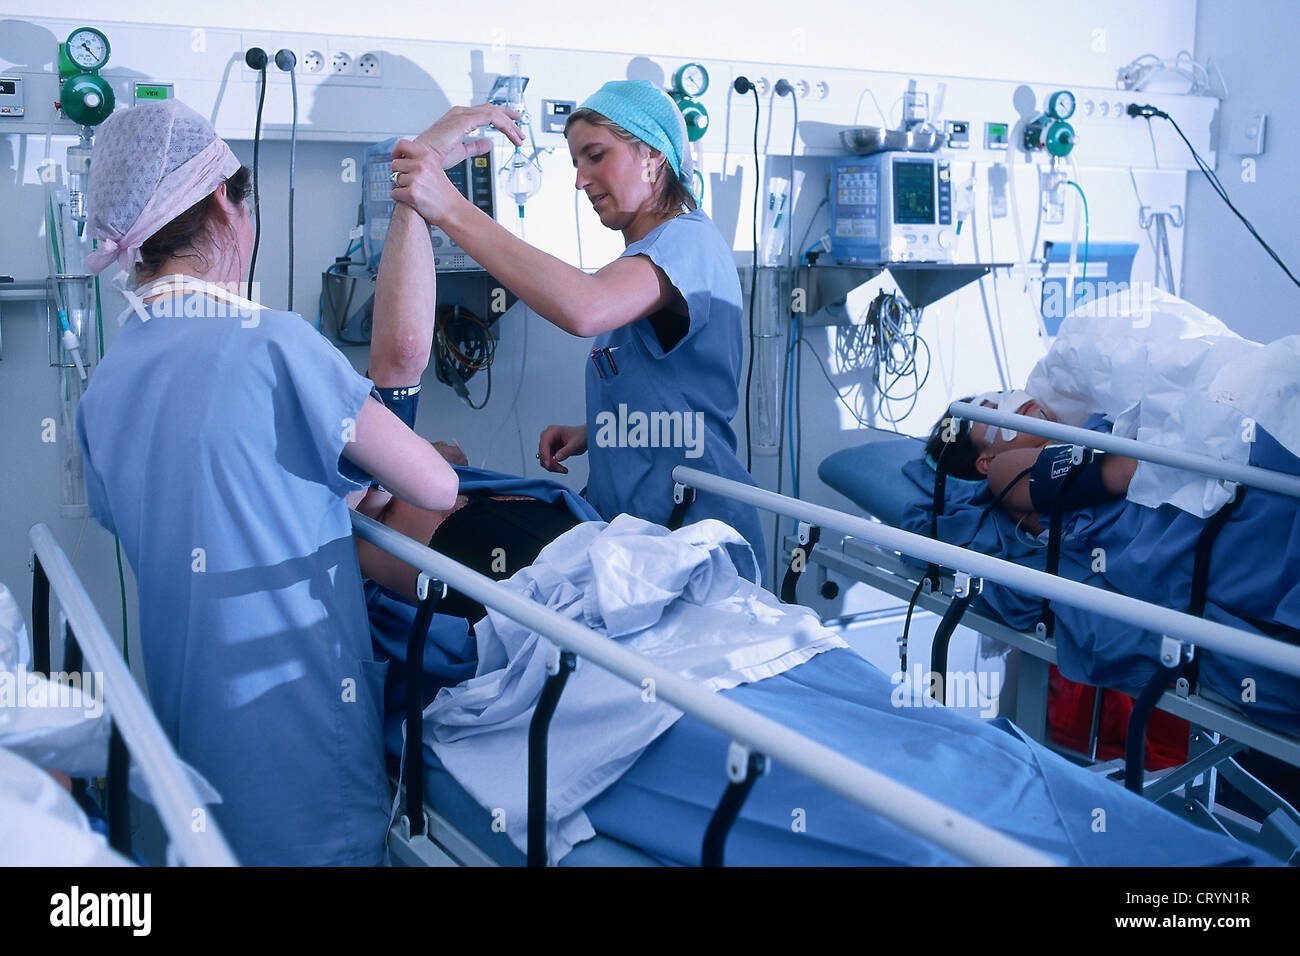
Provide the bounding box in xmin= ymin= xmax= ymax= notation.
xmin=22 ymin=524 xmax=237 ymax=866
xmin=354 ymin=509 xmax=1276 ymax=867
xmin=799 ymin=407 xmax=1300 ymax=858
xmin=353 ymin=509 xmax=1059 ymax=867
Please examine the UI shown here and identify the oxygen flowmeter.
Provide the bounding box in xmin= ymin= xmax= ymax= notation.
xmin=59 ymin=27 xmax=115 ymax=127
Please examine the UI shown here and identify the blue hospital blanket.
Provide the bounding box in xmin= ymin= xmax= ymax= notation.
xmin=586 ymin=648 xmax=1269 ymax=866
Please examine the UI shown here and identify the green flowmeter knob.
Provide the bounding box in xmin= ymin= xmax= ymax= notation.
xmin=60 ymin=73 xmax=115 ymax=126
xmin=1045 ymin=120 xmax=1076 ymax=157
xmin=674 ymin=95 xmax=709 ymax=142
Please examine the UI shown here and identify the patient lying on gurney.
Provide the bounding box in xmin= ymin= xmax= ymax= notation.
xmin=923 ymin=390 xmax=1137 ymax=536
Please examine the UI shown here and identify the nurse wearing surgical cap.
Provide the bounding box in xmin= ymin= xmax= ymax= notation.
xmin=75 ymin=99 xmax=472 ymax=864
xmin=391 ymin=80 xmax=767 ymax=582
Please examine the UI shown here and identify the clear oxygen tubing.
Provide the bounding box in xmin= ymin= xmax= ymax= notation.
xmin=1066 ymin=166 xmax=1086 ymax=308
xmin=1062 ymin=157 xmax=1083 ymax=310
xmin=967 ymin=163 xmax=1010 ymax=390
xmin=851 ymin=85 xmax=888 ymax=126
xmin=1004 ymin=149 xmax=1050 ymax=340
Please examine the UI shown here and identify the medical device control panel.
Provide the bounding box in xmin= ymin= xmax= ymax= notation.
xmin=362 ymin=140 xmax=496 ymax=272
xmin=830 ymin=153 xmax=954 ymax=264
xmin=0 ymin=77 xmax=25 ymax=117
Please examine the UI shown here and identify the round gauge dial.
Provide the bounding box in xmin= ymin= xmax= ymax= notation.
xmin=674 ymin=63 xmax=709 ymax=97
xmin=66 ymin=27 xmax=110 ymax=71
xmin=1048 ymin=90 xmax=1075 ymax=120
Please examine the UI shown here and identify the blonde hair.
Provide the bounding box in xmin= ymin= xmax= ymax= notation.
xmin=565 ymin=108 xmax=697 ymax=217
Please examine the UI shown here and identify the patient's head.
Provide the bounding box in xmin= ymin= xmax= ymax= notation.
xmin=924 ymin=392 xmax=1058 ymax=479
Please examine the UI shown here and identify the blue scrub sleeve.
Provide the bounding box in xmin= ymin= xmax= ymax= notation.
xmin=76 ymin=410 xmax=117 ymax=536
xmin=271 ymin=317 xmax=376 ymax=497
xmin=622 ymin=217 xmax=713 ymax=360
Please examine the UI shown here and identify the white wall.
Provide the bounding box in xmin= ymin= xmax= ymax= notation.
xmin=1185 ymin=0 xmax=1299 ymax=344
xmin=0 ymin=0 xmax=1209 ymax=665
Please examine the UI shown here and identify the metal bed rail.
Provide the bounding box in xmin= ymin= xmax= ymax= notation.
xmin=672 ymin=467 xmax=1300 ymax=680
xmin=947 ymin=400 xmax=1300 ymax=500
xmin=801 ymin=531 xmax=1300 ymax=769
xmin=27 ymin=523 xmax=238 ymax=867
xmin=348 ymin=509 xmax=1056 ymax=867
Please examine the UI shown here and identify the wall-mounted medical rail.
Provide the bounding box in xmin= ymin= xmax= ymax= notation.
xmin=348 ymin=510 xmax=1056 ymax=867
xmin=27 ymin=524 xmax=238 ymax=867
xmin=947 ymin=401 xmax=1300 ymax=500
xmin=671 ymin=467 xmax=1300 ymax=679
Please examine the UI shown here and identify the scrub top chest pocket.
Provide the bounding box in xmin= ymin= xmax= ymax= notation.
xmin=590 ymin=345 xmax=621 ymax=380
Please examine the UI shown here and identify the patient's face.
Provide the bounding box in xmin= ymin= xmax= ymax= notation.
xmin=971 ymin=398 xmax=1057 ymax=464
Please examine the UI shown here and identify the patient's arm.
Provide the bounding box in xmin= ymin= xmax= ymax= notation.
xmin=986 ymin=447 xmax=1138 ymax=533
xmin=352 ymin=438 xmax=470 ymax=601
xmin=370 ymin=200 xmax=435 ymax=387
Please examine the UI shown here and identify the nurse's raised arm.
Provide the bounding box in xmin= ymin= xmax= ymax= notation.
xmin=389 ymin=103 xmax=687 ymax=338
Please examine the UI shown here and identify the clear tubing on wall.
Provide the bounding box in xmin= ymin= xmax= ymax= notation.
xmin=751 ymin=266 xmax=786 ymax=455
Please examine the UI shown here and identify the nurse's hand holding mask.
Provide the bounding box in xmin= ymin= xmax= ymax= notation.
xmin=391 ymin=104 xmax=525 ymax=223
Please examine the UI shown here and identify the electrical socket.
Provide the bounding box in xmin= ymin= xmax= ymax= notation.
xmin=331 ymin=51 xmax=354 ymax=75
xmin=357 ymin=52 xmax=382 ymax=78
xmin=301 ymin=50 xmax=326 ymax=75
xmin=754 ymin=77 xmax=770 ymax=96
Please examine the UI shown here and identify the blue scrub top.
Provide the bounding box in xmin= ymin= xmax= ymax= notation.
xmin=583 ymin=209 xmax=767 ymax=582
xmin=76 ymin=294 xmax=391 ymax=865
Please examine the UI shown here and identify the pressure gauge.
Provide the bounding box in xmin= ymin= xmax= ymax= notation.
xmin=65 ymin=27 xmax=110 ymax=72
xmin=1047 ymin=90 xmax=1076 ymax=120
xmin=673 ymin=63 xmax=709 ymax=97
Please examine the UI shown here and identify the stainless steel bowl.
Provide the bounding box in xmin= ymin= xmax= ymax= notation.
xmin=838 ymin=126 xmax=908 ymax=155
xmin=904 ymin=125 xmax=948 ymax=152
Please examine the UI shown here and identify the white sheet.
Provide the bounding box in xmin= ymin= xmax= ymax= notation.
xmin=426 ymin=515 xmax=847 ymax=864
xmin=1025 ymin=288 xmax=1299 ymax=517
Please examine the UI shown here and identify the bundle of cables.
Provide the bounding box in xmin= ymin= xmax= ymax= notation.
xmin=435 ymin=303 xmax=497 ymax=409
xmin=835 ymin=290 xmax=931 ymax=427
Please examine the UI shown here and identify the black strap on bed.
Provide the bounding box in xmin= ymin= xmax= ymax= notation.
xmin=926 ymin=464 xmax=949 ymax=592
xmin=528 ymin=648 xmax=578 ymax=867
xmin=107 ymin=722 xmax=131 ymax=856
xmin=60 ymin=623 xmax=91 ymax=809
xmin=667 ymin=483 xmax=697 ymax=531
xmin=403 ymin=575 xmax=446 ymax=838
xmin=780 ymin=524 xmax=821 ymax=604
xmin=1125 ymin=639 xmax=1191 ymax=793
xmin=701 ymin=745 xmax=769 ymax=867
xmin=32 ymin=555 xmax=50 ymax=676
xmin=1176 ymin=485 xmax=1246 ymax=698
xmin=61 ymin=620 xmax=132 ymax=856
xmin=1036 ymin=452 xmax=1088 ymax=640
xmin=1190 ymin=486 xmax=1246 ymax=619
xmin=929 ymin=575 xmax=981 ymax=705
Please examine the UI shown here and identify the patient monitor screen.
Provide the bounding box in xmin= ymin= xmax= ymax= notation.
xmin=893 ymin=160 xmax=935 ymax=224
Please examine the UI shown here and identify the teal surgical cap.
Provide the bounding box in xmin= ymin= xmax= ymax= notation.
xmin=578 ymin=80 xmax=689 ymax=179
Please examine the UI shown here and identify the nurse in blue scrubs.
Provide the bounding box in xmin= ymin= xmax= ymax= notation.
xmin=75 ymin=99 xmax=517 ymax=864
xmin=390 ymin=81 xmax=767 ymax=582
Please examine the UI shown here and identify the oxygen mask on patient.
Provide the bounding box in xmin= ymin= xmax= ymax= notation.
xmin=974 ymin=389 xmax=1036 ymax=442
